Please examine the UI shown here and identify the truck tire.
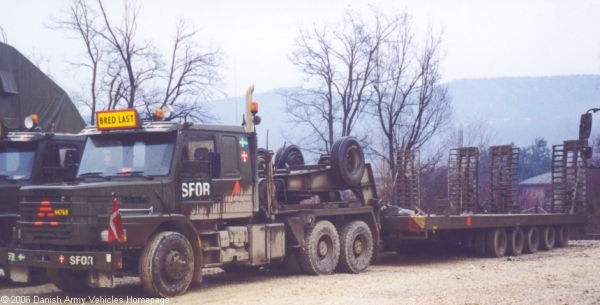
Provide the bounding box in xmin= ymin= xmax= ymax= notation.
xmin=555 ymin=225 xmax=570 ymax=248
xmin=299 ymin=220 xmax=340 ymax=275
xmin=485 ymin=228 xmax=507 ymax=258
xmin=506 ymin=227 xmax=524 ymax=256
xmin=139 ymin=231 xmax=194 ymax=297
xmin=523 ymin=226 xmax=540 ymax=254
xmin=474 ymin=230 xmax=487 ymax=257
xmin=47 ymin=268 xmax=88 ymax=292
xmin=274 ymin=145 xmax=304 ymax=169
xmin=330 ymin=137 xmax=365 ymax=187
xmin=539 ymin=226 xmax=555 ymax=251
xmin=337 ymin=221 xmax=373 ymax=274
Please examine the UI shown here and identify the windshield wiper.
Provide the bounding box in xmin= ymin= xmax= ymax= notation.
xmin=77 ymin=172 xmax=108 ymax=180
xmin=0 ymin=174 xmax=16 ymax=183
xmin=113 ymin=171 xmax=153 ymax=180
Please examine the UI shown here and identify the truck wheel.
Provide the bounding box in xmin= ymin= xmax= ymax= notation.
xmin=474 ymin=230 xmax=487 ymax=257
xmin=337 ymin=221 xmax=373 ymax=274
xmin=485 ymin=228 xmax=507 ymax=258
xmin=274 ymin=145 xmax=304 ymax=169
xmin=139 ymin=231 xmax=194 ymax=297
xmin=330 ymin=137 xmax=365 ymax=187
xmin=555 ymin=225 xmax=570 ymax=247
xmin=523 ymin=226 xmax=540 ymax=254
xmin=283 ymin=250 xmax=304 ymax=275
xmin=539 ymin=226 xmax=555 ymax=251
xmin=506 ymin=227 xmax=524 ymax=256
xmin=47 ymin=268 xmax=88 ymax=292
xmin=299 ymin=220 xmax=340 ymax=275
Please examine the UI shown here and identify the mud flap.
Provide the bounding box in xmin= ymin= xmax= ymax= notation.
xmin=89 ymin=270 xmax=115 ymax=288
xmin=192 ymin=255 xmax=203 ymax=283
xmin=8 ymin=265 xmax=28 ymax=283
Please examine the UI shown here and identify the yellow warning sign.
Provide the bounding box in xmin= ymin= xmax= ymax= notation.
xmin=96 ymin=109 xmax=140 ymax=131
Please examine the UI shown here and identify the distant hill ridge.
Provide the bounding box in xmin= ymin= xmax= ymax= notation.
xmin=207 ymin=74 xmax=600 ymax=151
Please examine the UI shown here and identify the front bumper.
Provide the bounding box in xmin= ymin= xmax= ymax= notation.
xmin=6 ymin=249 xmax=122 ymax=271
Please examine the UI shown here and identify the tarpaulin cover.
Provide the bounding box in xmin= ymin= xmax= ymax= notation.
xmin=0 ymin=42 xmax=85 ymax=133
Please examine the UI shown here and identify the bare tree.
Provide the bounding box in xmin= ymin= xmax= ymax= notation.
xmin=50 ymin=0 xmax=103 ymax=124
xmin=284 ymin=8 xmax=400 ymax=154
xmin=52 ymin=0 xmax=224 ymax=121
xmin=369 ymin=16 xmax=452 ymax=179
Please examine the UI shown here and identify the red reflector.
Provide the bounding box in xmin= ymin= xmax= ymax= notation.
xmin=39 ymin=207 xmax=52 ymax=212
xmin=34 ymin=221 xmax=42 ymax=227
xmin=41 ymin=201 xmax=50 ymax=206
xmin=50 ymin=222 xmax=58 ymax=227
xmin=37 ymin=213 xmax=44 ymax=218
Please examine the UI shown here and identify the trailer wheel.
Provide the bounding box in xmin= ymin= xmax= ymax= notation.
xmin=47 ymin=268 xmax=89 ymax=292
xmin=139 ymin=231 xmax=194 ymax=297
xmin=274 ymin=145 xmax=304 ymax=169
xmin=555 ymin=225 xmax=570 ymax=248
xmin=506 ymin=227 xmax=524 ymax=256
xmin=523 ymin=226 xmax=540 ymax=254
xmin=337 ymin=221 xmax=373 ymax=274
xmin=330 ymin=137 xmax=365 ymax=187
xmin=474 ymin=230 xmax=487 ymax=257
xmin=485 ymin=228 xmax=507 ymax=258
xmin=539 ymin=226 xmax=555 ymax=251
xmin=299 ymin=220 xmax=340 ymax=275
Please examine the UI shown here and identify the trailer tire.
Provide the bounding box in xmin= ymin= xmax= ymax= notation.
xmin=506 ymin=227 xmax=524 ymax=256
xmin=330 ymin=137 xmax=365 ymax=187
xmin=555 ymin=225 xmax=570 ymax=248
xmin=474 ymin=230 xmax=487 ymax=257
xmin=539 ymin=226 xmax=555 ymax=251
xmin=299 ymin=220 xmax=340 ymax=275
xmin=485 ymin=228 xmax=507 ymax=258
xmin=139 ymin=231 xmax=194 ymax=297
xmin=523 ymin=226 xmax=540 ymax=254
xmin=47 ymin=268 xmax=88 ymax=292
xmin=274 ymin=145 xmax=304 ymax=169
xmin=337 ymin=221 xmax=373 ymax=274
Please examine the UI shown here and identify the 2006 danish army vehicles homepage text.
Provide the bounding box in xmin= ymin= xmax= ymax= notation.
xmin=8 ymin=86 xmax=592 ymax=297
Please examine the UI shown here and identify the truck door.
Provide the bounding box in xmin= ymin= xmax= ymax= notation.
xmin=180 ymin=133 xmax=253 ymax=220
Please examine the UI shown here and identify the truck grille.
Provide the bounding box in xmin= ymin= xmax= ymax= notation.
xmin=20 ymin=200 xmax=71 ymax=240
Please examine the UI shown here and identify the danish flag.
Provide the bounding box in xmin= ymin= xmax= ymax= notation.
xmin=107 ymin=198 xmax=124 ymax=244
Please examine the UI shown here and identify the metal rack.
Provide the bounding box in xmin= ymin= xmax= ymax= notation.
xmin=488 ymin=145 xmax=520 ymax=213
xmin=551 ymin=139 xmax=588 ymax=214
xmin=394 ymin=150 xmax=420 ymax=208
xmin=448 ymin=147 xmax=479 ymax=212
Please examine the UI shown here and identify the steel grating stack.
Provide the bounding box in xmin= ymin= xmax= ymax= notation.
xmin=488 ymin=145 xmax=520 ymax=213
xmin=551 ymin=140 xmax=588 ymax=214
xmin=394 ymin=150 xmax=420 ymax=208
xmin=448 ymin=147 xmax=479 ymax=212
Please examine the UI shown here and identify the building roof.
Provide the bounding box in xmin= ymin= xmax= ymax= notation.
xmin=519 ymin=172 xmax=552 ymax=186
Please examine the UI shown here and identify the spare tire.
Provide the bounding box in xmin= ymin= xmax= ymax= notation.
xmin=274 ymin=145 xmax=304 ymax=169
xmin=330 ymin=137 xmax=365 ymax=186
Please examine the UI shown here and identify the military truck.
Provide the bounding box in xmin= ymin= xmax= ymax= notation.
xmin=0 ymin=42 xmax=87 ymax=283
xmin=0 ymin=117 xmax=86 ymax=284
xmin=7 ymin=86 xmax=593 ymax=297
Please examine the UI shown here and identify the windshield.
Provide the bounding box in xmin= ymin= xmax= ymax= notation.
xmin=77 ymin=132 xmax=176 ymax=178
xmin=0 ymin=141 xmax=37 ymax=180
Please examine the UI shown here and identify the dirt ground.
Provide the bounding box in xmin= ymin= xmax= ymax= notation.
xmin=0 ymin=240 xmax=598 ymax=305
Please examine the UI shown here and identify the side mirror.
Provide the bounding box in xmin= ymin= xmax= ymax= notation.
xmin=582 ymin=146 xmax=593 ymax=159
xmin=579 ymin=113 xmax=592 ymax=140
xmin=210 ymin=152 xmax=221 ymax=178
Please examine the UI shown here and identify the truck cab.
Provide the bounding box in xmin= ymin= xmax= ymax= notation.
xmin=0 ymin=119 xmax=85 ymax=283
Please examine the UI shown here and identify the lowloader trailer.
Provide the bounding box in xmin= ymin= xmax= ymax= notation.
xmin=6 ymin=86 xmax=593 ymax=297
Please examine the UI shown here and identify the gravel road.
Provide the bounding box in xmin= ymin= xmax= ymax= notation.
xmin=1 ymin=240 xmax=598 ymax=305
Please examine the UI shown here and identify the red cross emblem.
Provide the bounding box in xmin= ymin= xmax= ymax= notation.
xmin=59 ymin=255 xmax=65 ymax=263
xmin=241 ymin=151 xmax=248 ymax=162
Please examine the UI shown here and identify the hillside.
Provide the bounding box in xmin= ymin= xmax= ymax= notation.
xmin=207 ymin=75 xmax=600 ymax=153
xmin=449 ymin=75 xmax=600 ymax=147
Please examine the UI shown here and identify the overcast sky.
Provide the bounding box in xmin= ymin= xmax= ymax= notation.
xmin=1 ymin=0 xmax=600 ymax=98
